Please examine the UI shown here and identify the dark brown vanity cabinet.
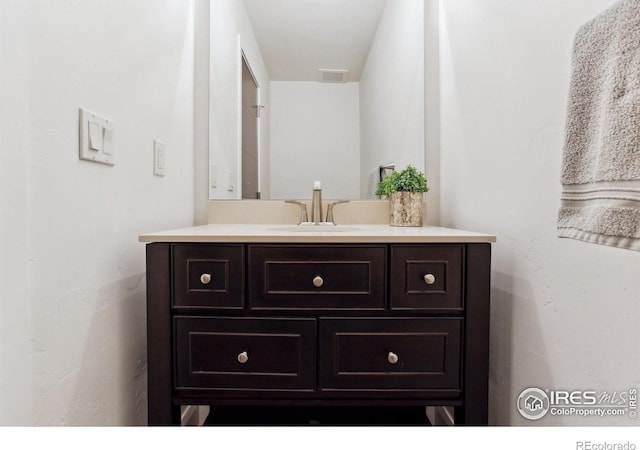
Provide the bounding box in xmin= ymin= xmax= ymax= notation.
xmin=145 ymin=242 xmax=491 ymax=425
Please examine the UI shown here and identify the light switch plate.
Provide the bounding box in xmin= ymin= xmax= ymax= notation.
xmin=79 ymin=108 xmax=115 ymax=165
xmin=154 ymin=139 xmax=166 ymax=176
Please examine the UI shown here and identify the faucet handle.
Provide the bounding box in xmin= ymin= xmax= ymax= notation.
xmin=285 ymin=200 xmax=309 ymax=224
xmin=326 ymin=200 xmax=350 ymax=224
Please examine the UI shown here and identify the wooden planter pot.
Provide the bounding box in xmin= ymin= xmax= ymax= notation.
xmin=389 ymin=192 xmax=424 ymax=227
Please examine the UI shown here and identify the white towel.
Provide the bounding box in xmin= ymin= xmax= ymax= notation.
xmin=557 ymin=0 xmax=640 ymax=251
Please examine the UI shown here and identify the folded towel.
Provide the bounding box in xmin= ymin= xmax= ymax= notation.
xmin=558 ymin=0 xmax=640 ymax=251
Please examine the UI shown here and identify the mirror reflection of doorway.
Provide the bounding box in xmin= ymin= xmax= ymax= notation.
xmin=241 ymin=54 xmax=260 ymax=199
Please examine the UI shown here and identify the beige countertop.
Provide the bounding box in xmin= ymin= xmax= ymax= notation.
xmin=138 ymin=224 xmax=496 ymax=244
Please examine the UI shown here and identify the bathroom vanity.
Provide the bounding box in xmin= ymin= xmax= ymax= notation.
xmin=139 ymin=223 xmax=495 ymax=426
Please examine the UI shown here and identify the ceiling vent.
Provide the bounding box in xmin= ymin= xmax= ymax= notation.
xmin=317 ymin=69 xmax=349 ymax=83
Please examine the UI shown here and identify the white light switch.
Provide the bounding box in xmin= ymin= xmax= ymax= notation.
xmin=154 ymin=139 xmax=166 ymax=176
xmin=79 ymin=108 xmax=115 ymax=165
xmin=88 ymin=121 xmax=102 ymax=151
xmin=102 ymin=123 xmax=114 ymax=155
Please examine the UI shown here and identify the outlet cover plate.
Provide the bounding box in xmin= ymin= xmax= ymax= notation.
xmin=154 ymin=139 xmax=166 ymax=176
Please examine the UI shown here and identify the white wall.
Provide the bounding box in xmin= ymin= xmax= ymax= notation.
xmin=0 ymin=0 xmax=196 ymax=425
xmin=360 ymin=0 xmax=425 ymax=199
xmin=0 ymin=0 xmax=31 ymax=426
xmin=439 ymin=0 xmax=640 ymax=425
xmin=209 ymin=0 xmax=270 ymax=199
xmin=424 ymin=0 xmax=441 ymax=225
xmin=270 ymin=82 xmax=361 ymax=200
xmin=194 ymin=0 xmax=211 ymax=224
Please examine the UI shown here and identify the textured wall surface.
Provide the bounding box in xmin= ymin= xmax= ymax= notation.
xmin=439 ymin=0 xmax=640 ymax=425
xmin=1 ymin=0 xmax=196 ymax=425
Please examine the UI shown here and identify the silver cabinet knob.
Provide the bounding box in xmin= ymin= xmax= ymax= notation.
xmin=423 ymin=273 xmax=436 ymax=285
xmin=313 ymin=275 xmax=324 ymax=288
xmin=200 ymin=273 xmax=212 ymax=285
xmin=388 ymin=352 xmax=399 ymax=364
xmin=237 ymin=351 xmax=248 ymax=364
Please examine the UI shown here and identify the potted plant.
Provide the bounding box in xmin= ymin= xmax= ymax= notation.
xmin=375 ymin=165 xmax=428 ymax=226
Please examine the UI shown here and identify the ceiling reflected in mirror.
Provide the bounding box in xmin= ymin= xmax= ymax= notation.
xmin=243 ymin=0 xmax=387 ymax=82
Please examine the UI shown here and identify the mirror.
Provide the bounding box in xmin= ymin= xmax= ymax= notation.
xmin=209 ymin=0 xmax=425 ymax=200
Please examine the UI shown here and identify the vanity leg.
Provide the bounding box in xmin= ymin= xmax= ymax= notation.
xmin=146 ymin=243 xmax=178 ymax=425
xmin=456 ymin=243 xmax=491 ymax=425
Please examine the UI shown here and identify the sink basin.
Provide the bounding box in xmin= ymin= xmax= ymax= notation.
xmin=269 ymin=225 xmax=366 ymax=233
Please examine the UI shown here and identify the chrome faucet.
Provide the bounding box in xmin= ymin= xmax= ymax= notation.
xmin=326 ymin=200 xmax=349 ymax=224
xmin=285 ymin=200 xmax=308 ymax=224
xmin=285 ymin=181 xmax=349 ymax=226
xmin=311 ymin=181 xmax=323 ymax=224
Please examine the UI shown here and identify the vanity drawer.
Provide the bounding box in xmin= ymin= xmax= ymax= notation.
xmin=319 ymin=318 xmax=462 ymax=391
xmin=390 ymin=245 xmax=464 ymax=311
xmin=172 ymin=244 xmax=244 ymax=309
xmin=248 ymin=245 xmax=386 ymax=310
xmin=174 ymin=316 xmax=316 ymax=391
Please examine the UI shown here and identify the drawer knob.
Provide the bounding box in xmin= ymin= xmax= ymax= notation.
xmin=388 ymin=352 xmax=399 ymax=365
xmin=423 ymin=273 xmax=436 ymax=285
xmin=200 ymin=273 xmax=212 ymax=285
xmin=312 ymin=275 xmax=324 ymax=288
xmin=237 ymin=351 xmax=248 ymax=364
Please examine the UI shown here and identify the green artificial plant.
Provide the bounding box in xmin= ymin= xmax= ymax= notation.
xmin=375 ymin=165 xmax=429 ymax=197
